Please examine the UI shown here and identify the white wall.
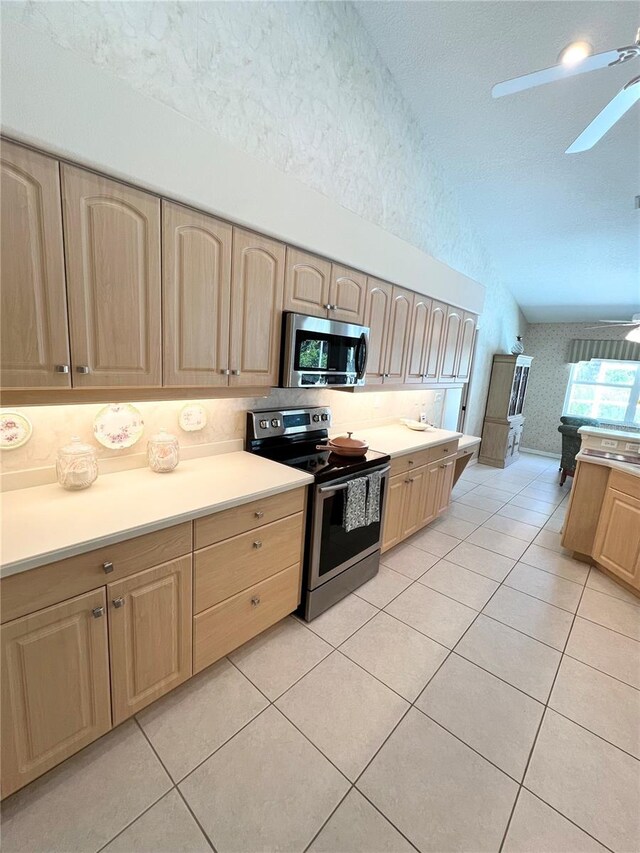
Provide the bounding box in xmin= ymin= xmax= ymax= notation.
xmin=1 ymin=2 xmax=527 ymax=437
xmin=522 ymin=323 xmax=634 ymax=454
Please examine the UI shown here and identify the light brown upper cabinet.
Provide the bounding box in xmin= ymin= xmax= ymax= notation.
xmin=229 ymin=229 xmax=285 ymax=388
xmin=1 ymin=589 xmax=111 ymax=798
xmin=405 ymin=295 xmax=432 ymax=384
xmin=62 ymin=166 xmax=162 ymax=387
xmin=423 ymin=300 xmax=446 ymax=381
xmin=163 ymin=201 xmax=232 ymax=387
xmin=283 ymin=248 xmax=331 ymax=318
xmin=455 ymin=311 xmax=477 ymax=382
xmin=439 ymin=306 xmax=463 ymax=381
xmin=362 ymin=278 xmax=392 ymax=385
xmin=1 ymin=142 xmax=71 ymax=389
xmin=383 ymin=286 xmax=412 ymax=384
xmin=108 ymin=555 xmax=192 ymax=725
xmin=328 ymin=264 xmax=366 ymax=325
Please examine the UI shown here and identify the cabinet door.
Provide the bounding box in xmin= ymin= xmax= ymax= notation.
xmin=1 ymin=141 xmax=71 ymax=388
xmin=439 ymin=306 xmax=463 ymax=381
xmin=435 ymin=459 xmax=456 ymax=515
xmin=363 ymin=278 xmax=392 ymax=385
xmin=424 ymin=301 xmax=446 ymax=381
xmin=401 ymin=466 xmax=428 ymax=539
xmin=420 ymin=462 xmax=441 ymax=527
xmin=229 ymin=228 xmax=285 ymax=388
xmin=592 ymin=489 xmax=640 ymax=589
xmin=1 ymin=589 xmax=111 ymax=798
xmin=382 ymin=474 xmax=406 ymax=552
xmin=328 ymin=264 xmax=366 ymax=325
xmin=62 ymin=165 xmax=161 ymax=387
xmin=163 ymin=201 xmax=232 ymax=387
xmin=283 ymin=248 xmax=330 ymax=318
xmin=455 ymin=312 xmax=477 ymax=382
xmin=405 ymin=295 xmax=432 ymax=384
xmin=383 ymin=287 xmax=412 ymax=384
xmin=108 ymin=555 xmax=192 ymax=724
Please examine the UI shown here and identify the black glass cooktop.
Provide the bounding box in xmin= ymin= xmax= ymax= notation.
xmin=252 ymin=438 xmax=389 ymax=484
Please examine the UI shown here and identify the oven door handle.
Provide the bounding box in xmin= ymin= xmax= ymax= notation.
xmin=318 ymin=465 xmax=390 ymax=494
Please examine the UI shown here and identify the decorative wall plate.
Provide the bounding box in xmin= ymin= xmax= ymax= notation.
xmin=93 ymin=403 xmax=144 ymax=449
xmin=0 ymin=412 xmax=33 ymax=449
xmin=179 ymin=403 xmax=207 ymax=432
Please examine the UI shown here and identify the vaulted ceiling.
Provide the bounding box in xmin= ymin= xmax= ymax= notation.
xmin=354 ymin=1 xmax=640 ymax=322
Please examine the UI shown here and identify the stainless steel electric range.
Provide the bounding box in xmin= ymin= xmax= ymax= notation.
xmin=246 ymin=406 xmax=390 ymax=620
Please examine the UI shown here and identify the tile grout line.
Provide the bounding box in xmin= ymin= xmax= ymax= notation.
xmin=94 ymin=787 xmax=175 ymax=853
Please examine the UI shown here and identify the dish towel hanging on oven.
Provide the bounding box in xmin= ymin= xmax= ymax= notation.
xmin=343 ymin=476 xmax=367 ymax=532
xmin=366 ymin=470 xmax=382 ymax=526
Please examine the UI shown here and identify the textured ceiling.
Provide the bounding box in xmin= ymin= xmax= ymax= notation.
xmin=354 ymin=0 xmax=640 ymax=323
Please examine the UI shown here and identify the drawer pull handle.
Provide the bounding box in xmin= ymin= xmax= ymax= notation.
xmin=405 ymin=477 xmax=415 ymax=483
xmin=253 ymin=540 xmax=262 ymax=549
xmin=92 ymin=606 xmax=104 ymax=618
xmin=112 ymin=597 xmax=125 ymax=608
xmin=408 ymin=460 xmax=414 ymax=466
xmin=254 ymin=511 xmax=264 ymax=519
xmin=76 ymin=365 xmax=90 ymax=374
xmin=102 ymin=561 xmax=114 ymax=574
xmin=251 ymin=596 xmax=261 ymax=607
xmin=54 ymin=364 xmax=69 ymax=374
xmin=443 ymin=447 xmax=449 ymax=452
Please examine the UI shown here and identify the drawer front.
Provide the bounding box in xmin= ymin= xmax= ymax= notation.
xmin=193 ymin=563 xmax=301 ymax=672
xmin=427 ymin=440 xmax=459 ymax=462
xmin=389 ymin=441 xmax=459 ymax=476
xmin=609 ymin=469 xmax=640 ymax=501
xmin=194 ymin=487 xmax=305 ymax=549
xmin=194 ymin=513 xmax=304 ymax=612
xmin=1 ymin=523 xmax=193 ymax=624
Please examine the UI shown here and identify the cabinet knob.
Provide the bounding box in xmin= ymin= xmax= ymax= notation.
xmin=254 ymin=511 xmax=264 ymax=519
xmin=405 ymin=477 xmax=415 ymax=483
xmin=408 ymin=460 xmax=414 ymax=466
xmin=54 ymin=364 xmax=69 ymax=374
xmin=220 ymin=369 xmax=230 ymax=375
xmin=231 ymin=369 xmax=240 ymax=376
xmin=251 ymin=596 xmax=261 ymax=607
xmin=112 ymin=597 xmax=125 ymax=608
xmin=92 ymin=606 xmax=104 ymax=618
xmin=76 ymin=365 xmax=90 ymax=374
xmin=253 ymin=540 xmax=262 ymax=549
xmin=102 ymin=561 xmax=114 ymax=574
xmin=440 ymin=464 xmax=446 ymax=469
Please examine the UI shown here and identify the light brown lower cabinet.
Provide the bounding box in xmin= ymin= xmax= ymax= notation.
xmin=1 ymin=589 xmax=112 ymax=798
xmin=382 ymin=454 xmax=456 ymax=553
xmin=1 ymin=487 xmax=307 ymax=798
xmin=108 ymin=555 xmax=192 ymax=725
xmin=591 ymin=476 xmax=640 ymax=590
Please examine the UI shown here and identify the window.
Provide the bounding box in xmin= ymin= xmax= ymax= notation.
xmin=563 ymin=359 xmax=640 ymax=426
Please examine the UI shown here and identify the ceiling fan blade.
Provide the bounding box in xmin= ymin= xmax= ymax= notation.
xmin=492 ymin=46 xmax=639 ymax=98
xmin=566 ymin=75 xmax=640 ymax=152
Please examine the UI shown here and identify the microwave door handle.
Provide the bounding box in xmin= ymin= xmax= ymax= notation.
xmin=356 ymin=332 xmax=368 ymax=380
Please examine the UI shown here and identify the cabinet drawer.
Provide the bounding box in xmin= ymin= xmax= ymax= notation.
xmin=194 ymin=563 xmax=301 ymax=672
xmin=608 ymin=470 xmax=640 ymax=501
xmin=389 ymin=448 xmax=431 ymax=476
xmin=194 ymin=487 xmax=305 ymax=549
xmin=194 ymin=513 xmax=304 ymax=612
xmin=427 ymin=440 xmax=459 ymax=462
xmin=0 ymin=523 xmax=193 ymax=624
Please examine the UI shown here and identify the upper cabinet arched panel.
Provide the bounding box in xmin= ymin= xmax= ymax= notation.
xmin=329 ymin=265 xmax=366 ymax=325
xmin=1 ymin=141 xmax=70 ymax=388
xmin=62 ymin=165 xmax=161 ymax=387
xmin=283 ymin=248 xmax=330 ymax=318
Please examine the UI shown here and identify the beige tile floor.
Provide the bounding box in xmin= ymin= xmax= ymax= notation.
xmin=2 ymin=454 xmax=640 ymax=853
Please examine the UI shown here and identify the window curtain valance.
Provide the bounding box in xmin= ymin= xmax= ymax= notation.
xmin=568 ymin=338 xmax=640 ymax=363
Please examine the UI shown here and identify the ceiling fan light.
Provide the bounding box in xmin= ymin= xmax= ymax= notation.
xmin=559 ymin=40 xmax=593 ymax=66
xmin=625 ymin=326 xmax=640 ymax=343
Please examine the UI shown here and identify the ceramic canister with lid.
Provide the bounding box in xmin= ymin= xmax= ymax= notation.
xmin=56 ymin=436 xmax=99 ymax=490
xmin=147 ymin=429 xmax=180 ymax=473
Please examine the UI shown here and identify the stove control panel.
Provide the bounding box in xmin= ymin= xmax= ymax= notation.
xmin=247 ymin=406 xmax=332 ymax=440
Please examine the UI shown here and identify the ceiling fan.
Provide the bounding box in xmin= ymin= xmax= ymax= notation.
xmin=585 ymin=313 xmax=640 ymax=342
xmin=492 ymin=27 xmax=640 ymax=153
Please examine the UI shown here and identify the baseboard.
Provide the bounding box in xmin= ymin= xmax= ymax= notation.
xmin=520 ymin=447 xmax=561 ymax=460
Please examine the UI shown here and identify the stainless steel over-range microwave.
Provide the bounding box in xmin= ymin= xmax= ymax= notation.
xmin=281 ymin=313 xmax=369 ymax=388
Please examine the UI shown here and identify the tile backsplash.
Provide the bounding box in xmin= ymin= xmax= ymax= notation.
xmin=0 ymin=388 xmax=443 ymax=490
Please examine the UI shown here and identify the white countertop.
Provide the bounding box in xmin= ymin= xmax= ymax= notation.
xmin=576 ymin=451 xmax=640 ymax=479
xmin=0 ymin=452 xmax=313 ymax=577
xmin=348 ymin=424 xmax=467 ymax=458
xmin=578 ymin=425 xmax=640 ymax=441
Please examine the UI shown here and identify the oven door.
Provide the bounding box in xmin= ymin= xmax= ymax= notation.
xmin=282 ymin=313 xmax=368 ymax=387
xmin=307 ymin=465 xmax=389 ymax=590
